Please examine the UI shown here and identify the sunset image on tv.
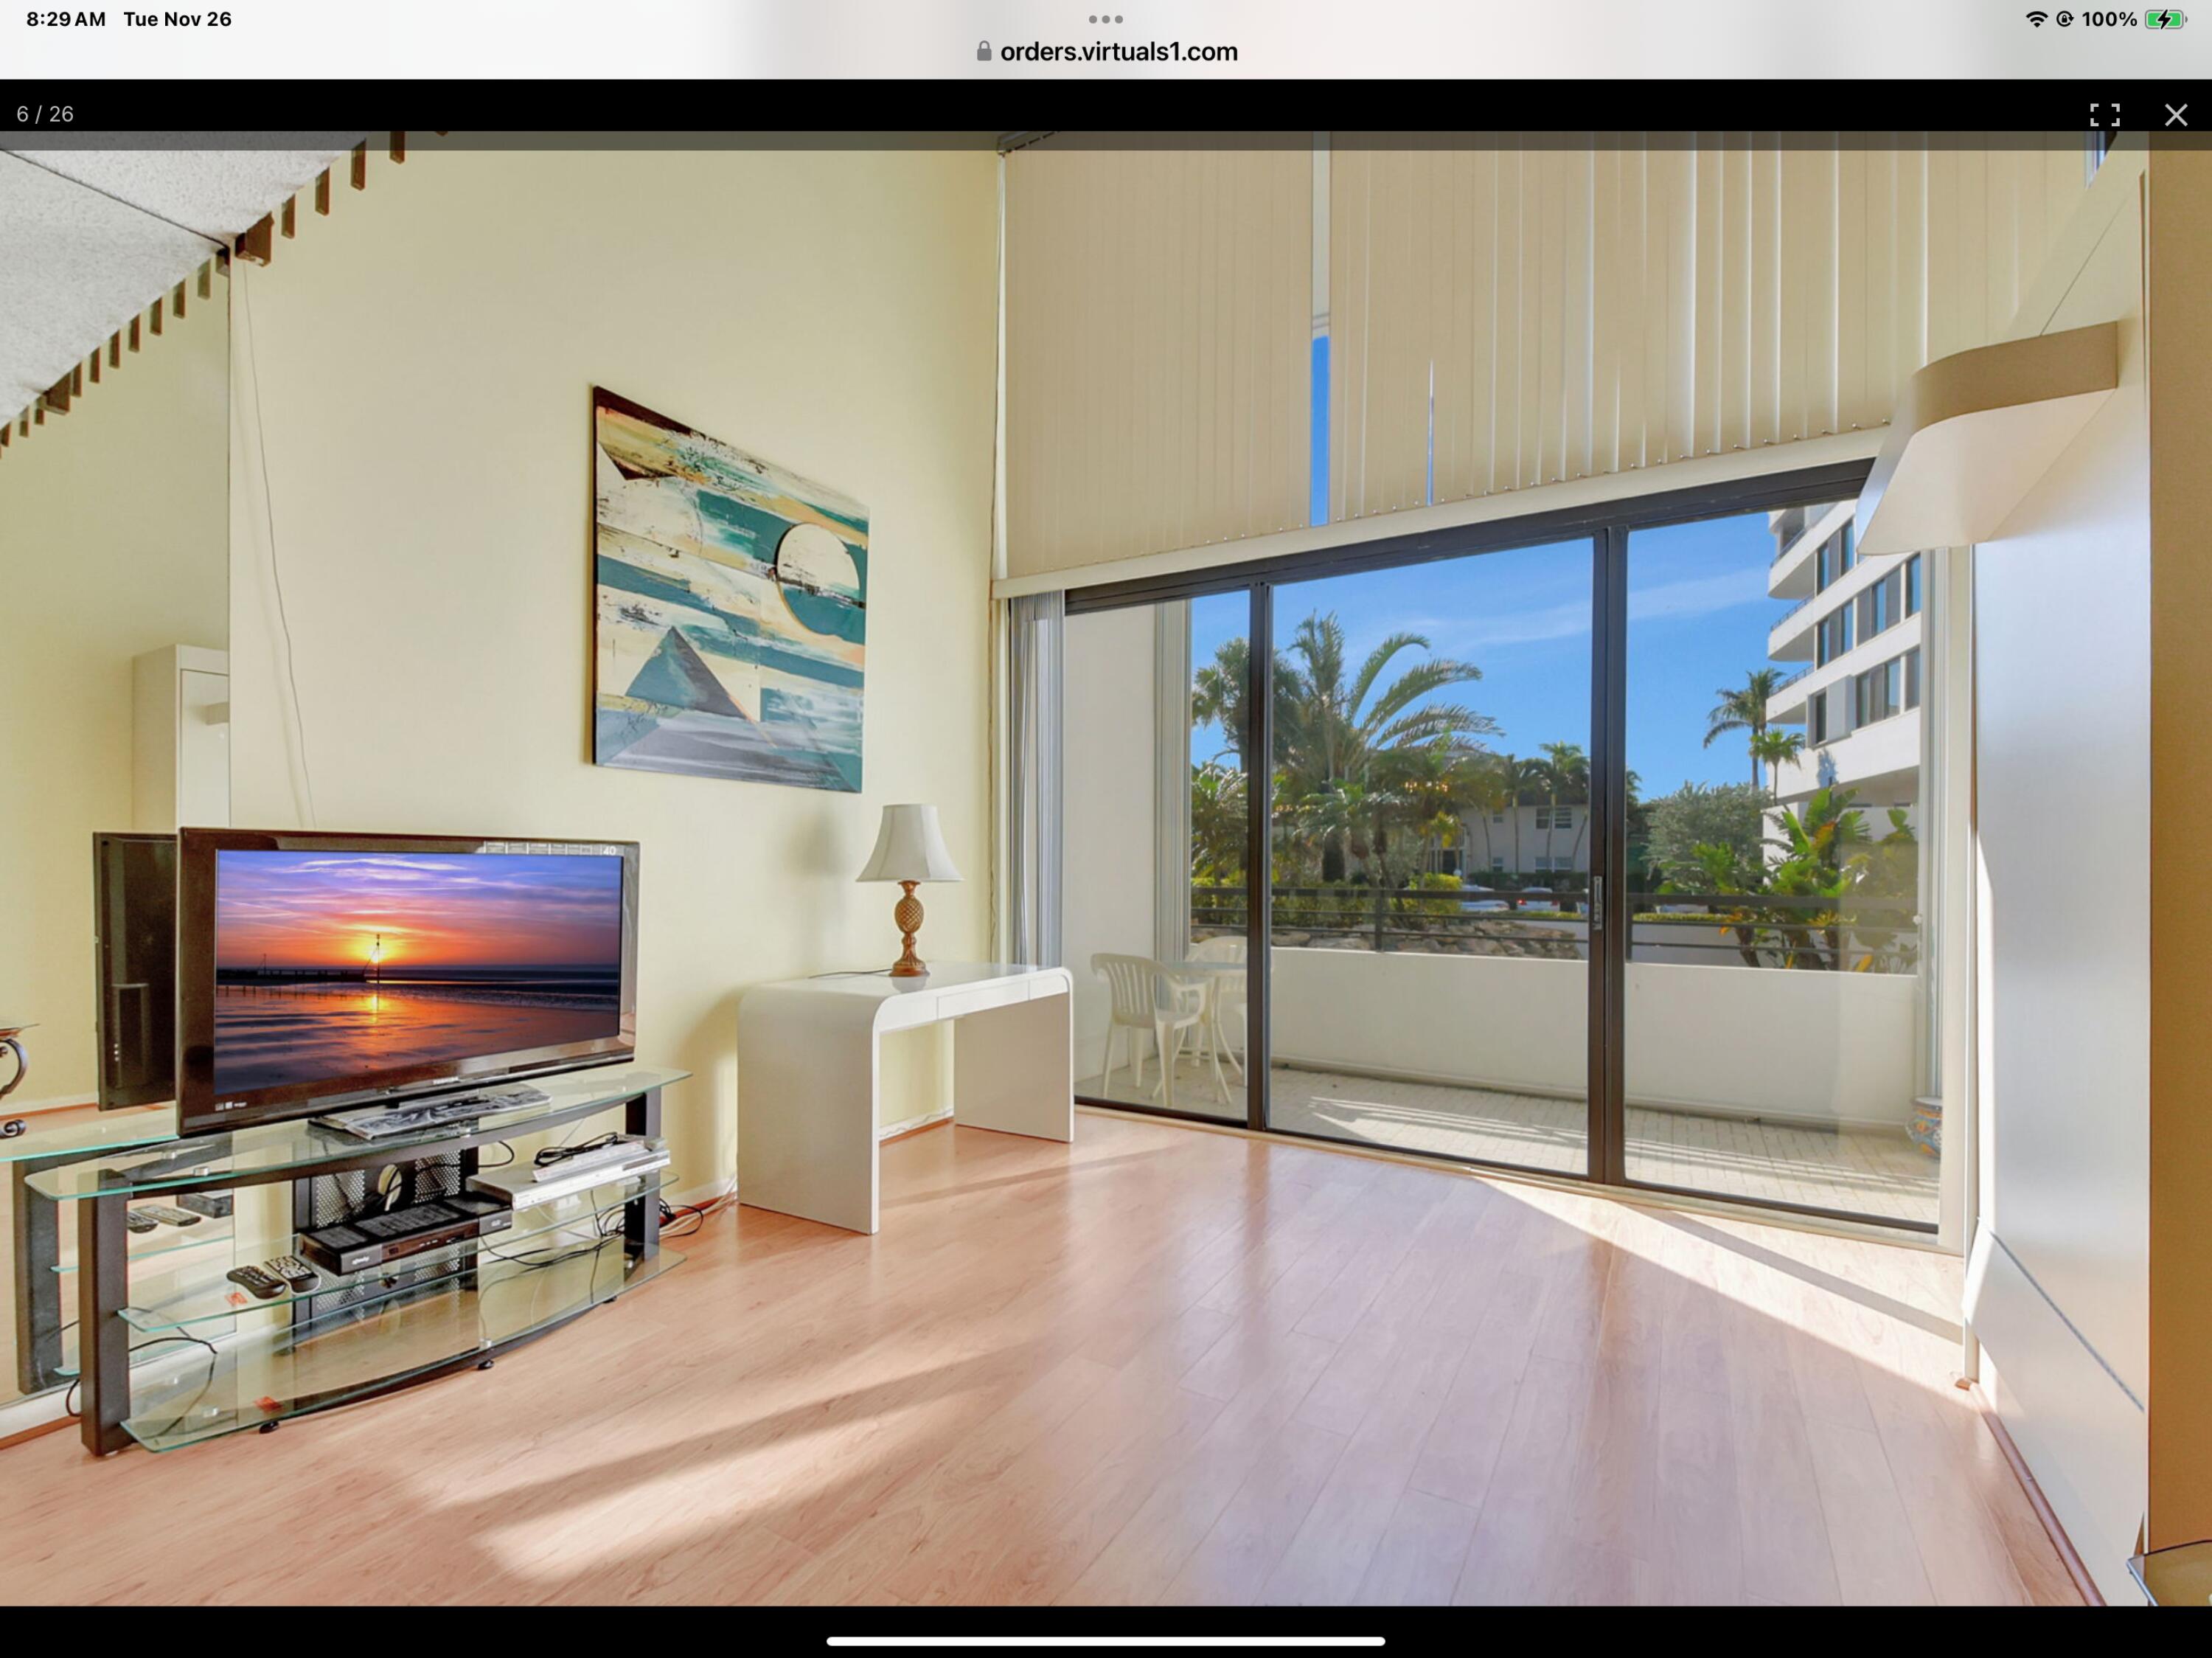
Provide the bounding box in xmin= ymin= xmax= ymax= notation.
xmin=213 ymin=850 xmax=625 ymax=1095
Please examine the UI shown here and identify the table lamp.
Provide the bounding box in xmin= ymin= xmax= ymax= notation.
xmin=857 ymin=805 xmax=963 ymax=977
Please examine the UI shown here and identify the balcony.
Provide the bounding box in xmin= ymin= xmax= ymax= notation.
xmin=1764 ymin=665 xmax=1814 ymax=725
xmin=1768 ymin=600 xmax=1818 ymax=662
xmin=1071 ymin=884 xmax=1938 ymax=1228
xmin=1766 ymin=499 xmax=1852 ymax=601
xmin=1773 ymin=706 xmax=1921 ymax=804
xmin=1264 ymin=946 xmax=1931 ymax=1224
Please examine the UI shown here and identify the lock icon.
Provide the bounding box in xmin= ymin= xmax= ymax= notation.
xmin=977 ymin=40 xmax=992 ymax=60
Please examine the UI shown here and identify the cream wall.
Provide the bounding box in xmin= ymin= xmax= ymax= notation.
xmin=227 ymin=147 xmax=999 ymax=1189
xmin=0 ymin=297 xmax=229 ymax=1110
xmin=1968 ymin=147 xmax=2151 ymax=1602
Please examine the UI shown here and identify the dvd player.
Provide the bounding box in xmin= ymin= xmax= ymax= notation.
xmin=298 ymin=1192 xmax=514 ymax=1276
xmin=525 ymin=1134 xmax=657 ymax=1183
xmin=468 ymin=1143 xmax=669 ymax=1210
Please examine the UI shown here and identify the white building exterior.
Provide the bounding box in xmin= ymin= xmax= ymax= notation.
xmin=1457 ymin=802 xmax=1591 ymax=877
xmin=1436 ymin=497 xmax=1917 ymax=881
xmin=1761 ymin=499 xmax=1924 ymax=822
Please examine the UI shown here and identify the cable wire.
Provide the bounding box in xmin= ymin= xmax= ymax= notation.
xmin=239 ymin=267 xmax=318 ymax=827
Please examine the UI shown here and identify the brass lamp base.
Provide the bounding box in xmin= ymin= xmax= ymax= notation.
xmin=889 ymin=880 xmax=928 ymax=977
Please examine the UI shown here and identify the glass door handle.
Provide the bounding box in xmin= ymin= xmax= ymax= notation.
xmin=1591 ymin=875 xmax=1604 ymax=932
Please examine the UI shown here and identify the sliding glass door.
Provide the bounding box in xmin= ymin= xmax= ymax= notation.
xmin=1262 ymin=542 xmax=1595 ymax=1177
xmin=1049 ymin=461 xmax=1936 ymax=1231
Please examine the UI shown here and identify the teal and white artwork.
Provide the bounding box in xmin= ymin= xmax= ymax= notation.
xmin=592 ymin=387 xmax=867 ymax=790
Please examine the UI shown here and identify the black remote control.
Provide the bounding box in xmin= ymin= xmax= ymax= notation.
xmin=139 ymin=1204 xmax=202 ymax=1227
xmin=267 ymin=1255 xmax=321 ymax=1292
xmin=226 ymin=1263 xmax=286 ymax=1300
xmin=125 ymin=1210 xmax=159 ymax=1235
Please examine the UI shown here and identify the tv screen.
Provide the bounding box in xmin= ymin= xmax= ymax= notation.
xmin=178 ymin=830 xmax=638 ymax=1134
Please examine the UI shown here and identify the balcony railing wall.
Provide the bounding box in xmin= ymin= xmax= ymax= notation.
xmin=1192 ymin=884 xmax=1919 ymax=972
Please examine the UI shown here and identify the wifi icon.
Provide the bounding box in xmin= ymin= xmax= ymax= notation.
xmin=2027 ymin=7 xmax=2050 ymax=20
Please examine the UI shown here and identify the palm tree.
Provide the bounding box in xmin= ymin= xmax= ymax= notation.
xmin=1450 ymin=752 xmax=1520 ymax=885
xmin=1419 ymin=809 xmax=1465 ymax=875
xmin=1190 ymin=637 xmax=1270 ymax=771
xmin=1504 ymin=752 xmax=1558 ymax=893
xmin=1194 ymin=614 xmax=1494 ymax=795
xmin=1487 ymin=752 xmax=1526 ymax=877
xmin=1749 ymin=728 xmax=1806 ymax=797
xmin=1540 ymin=741 xmax=1589 ymax=872
xmin=1207 ymin=613 xmax=1497 ymax=882
xmin=1382 ymin=741 xmax=1488 ymax=876
xmin=1188 ymin=760 xmax=1247 ymax=881
xmin=1703 ymin=667 xmax=1788 ymax=791
xmin=1273 ymin=614 xmax=1495 ymax=788
xmin=1621 ymin=767 xmax=1648 ymax=887
xmin=1297 ymin=778 xmax=1400 ymax=884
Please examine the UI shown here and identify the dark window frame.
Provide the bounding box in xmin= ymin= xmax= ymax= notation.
xmin=1061 ymin=456 xmax=1930 ymax=1234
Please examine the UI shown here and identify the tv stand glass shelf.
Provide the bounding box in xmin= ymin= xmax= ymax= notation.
xmin=121 ymin=1168 xmax=681 ymax=1331
xmin=26 ymin=1062 xmax=688 ymax=1454
xmin=121 ymin=1234 xmax=681 ymax=1452
xmin=0 ymin=1103 xmax=181 ymax=1168
xmin=4 ymin=1102 xmax=192 ymax=1400
xmin=25 ymin=1064 xmax=689 ymax=1200
xmin=52 ymin=1210 xmax=233 ymax=1274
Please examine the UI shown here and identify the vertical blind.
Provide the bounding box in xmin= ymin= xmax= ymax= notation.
xmin=1329 ymin=136 xmax=2089 ymax=523
xmin=1002 ymin=135 xmax=2089 ymax=580
xmin=1004 ymin=139 xmax=1313 ymax=577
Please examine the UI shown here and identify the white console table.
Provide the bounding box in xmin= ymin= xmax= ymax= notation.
xmin=737 ymin=962 xmax=1074 ymax=1234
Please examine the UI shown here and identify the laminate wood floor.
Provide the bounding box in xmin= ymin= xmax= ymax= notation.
xmin=0 ymin=1111 xmax=2073 ymax=1606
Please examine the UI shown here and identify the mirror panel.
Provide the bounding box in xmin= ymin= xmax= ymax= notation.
xmin=0 ymin=164 xmax=230 ymax=1412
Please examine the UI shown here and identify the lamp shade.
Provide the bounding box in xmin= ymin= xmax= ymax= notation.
xmin=856 ymin=804 xmax=963 ymax=884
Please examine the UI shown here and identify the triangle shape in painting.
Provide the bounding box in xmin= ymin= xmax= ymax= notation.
xmin=626 ymin=627 xmax=745 ymax=720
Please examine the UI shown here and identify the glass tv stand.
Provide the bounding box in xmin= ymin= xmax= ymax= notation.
xmin=26 ymin=1063 xmax=687 ymax=1454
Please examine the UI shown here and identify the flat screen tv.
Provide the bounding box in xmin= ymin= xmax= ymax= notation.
xmin=177 ymin=829 xmax=639 ymax=1135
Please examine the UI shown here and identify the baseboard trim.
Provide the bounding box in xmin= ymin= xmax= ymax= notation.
xmin=0 ymin=1388 xmax=73 ymax=1451
xmin=0 ymin=1412 xmax=73 ymax=1453
xmin=669 ymin=1174 xmax=736 ymax=1210
xmin=880 ymin=1107 xmax=954 ymax=1144
xmin=1966 ymin=1380 xmax=2104 ymax=1606
xmin=0 ymin=1094 xmax=99 ymax=1119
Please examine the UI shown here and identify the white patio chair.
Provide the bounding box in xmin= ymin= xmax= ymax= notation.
xmin=1090 ymin=953 xmax=1208 ymax=1109
xmin=1187 ymin=935 xmax=1248 ymax=1084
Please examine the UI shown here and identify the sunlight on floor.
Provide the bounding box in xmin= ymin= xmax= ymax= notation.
xmin=1079 ymin=1055 xmax=1940 ymax=1227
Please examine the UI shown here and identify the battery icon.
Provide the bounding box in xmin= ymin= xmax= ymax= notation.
xmin=2146 ymin=8 xmax=2185 ymax=24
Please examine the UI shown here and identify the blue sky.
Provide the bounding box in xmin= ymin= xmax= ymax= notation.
xmin=1188 ymin=508 xmax=1792 ymax=797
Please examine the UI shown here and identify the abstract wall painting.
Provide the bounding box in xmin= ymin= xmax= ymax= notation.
xmin=591 ymin=386 xmax=867 ymax=791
